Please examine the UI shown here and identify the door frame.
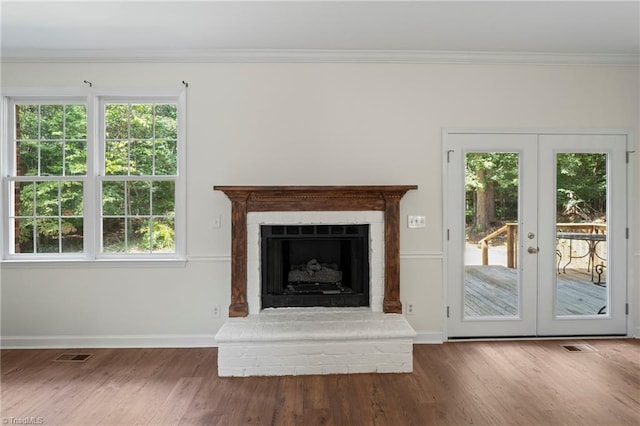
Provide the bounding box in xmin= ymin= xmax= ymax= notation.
xmin=442 ymin=128 xmax=636 ymax=340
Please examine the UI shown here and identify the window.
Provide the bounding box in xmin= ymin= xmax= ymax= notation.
xmin=10 ymin=102 xmax=87 ymax=254
xmin=101 ymin=102 xmax=178 ymax=254
xmin=2 ymin=92 xmax=185 ymax=261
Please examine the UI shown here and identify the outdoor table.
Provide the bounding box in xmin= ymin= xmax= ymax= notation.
xmin=556 ymin=232 xmax=606 ymax=285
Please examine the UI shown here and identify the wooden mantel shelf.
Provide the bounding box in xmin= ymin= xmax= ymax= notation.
xmin=214 ymin=185 xmax=418 ymax=317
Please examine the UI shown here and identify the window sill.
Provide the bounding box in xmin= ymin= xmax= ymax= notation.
xmin=0 ymin=258 xmax=187 ymax=269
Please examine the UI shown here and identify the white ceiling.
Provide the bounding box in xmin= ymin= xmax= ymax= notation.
xmin=1 ymin=1 xmax=639 ymax=62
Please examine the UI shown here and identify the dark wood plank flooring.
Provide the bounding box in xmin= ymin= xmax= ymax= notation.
xmin=2 ymin=339 xmax=639 ymax=425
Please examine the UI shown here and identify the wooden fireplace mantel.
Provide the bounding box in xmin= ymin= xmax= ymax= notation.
xmin=213 ymin=185 xmax=418 ymax=317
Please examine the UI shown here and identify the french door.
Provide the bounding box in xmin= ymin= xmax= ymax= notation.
xmin=446 ymin=132 xmax=628 ymax=338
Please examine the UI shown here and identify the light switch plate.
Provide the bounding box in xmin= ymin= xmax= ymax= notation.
xmin=408 ymin=215 xmax=426 ymax=228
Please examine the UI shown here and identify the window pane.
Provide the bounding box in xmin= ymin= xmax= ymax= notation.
xmin=104 ymin=103 xmax=178 ymax=176
xmin=128 ymin=181 xmax=151 ymax=215
xmin=35 ymin=181 xmax=59 ymax=216
xmin=555 ymin=153 xmax=608 ymax=316
xmin=152 ymin=217 xmax=175 ymax=252
xmin=61 ymin=181 xmax=83 ymax=216
xmin=16 ymin=105 xmax=39 ymax=140
xmin=16 ymin=219 xmax=35 ymax=253
xmin=36 ymin=218 xmax=59 ymax=253
xmin=105 ymin=104 xmax=129 ymax=140
xmin=128 ymin=217 xmax=150 ymax=253
xmin=61 ymin=218 xmax=83 ymax=253
xmin=152 ymin=181 xmax=175 ymax=216
xmin=40 ymin=141 xmax=64 ymax=176
xmin=464 ymin=152 xmax=520 ymax=318
xmin=105 ymin=141 xmax=129 ymax=175
xmin=17 ymin=141 xmax=38 ymax=176
xmin=15 ymin=103 xmax=87 ymax=181
xmin=65 ymin=141 xmax=87 ymax=175
xmin=102 ymin=181 xmax=125 ymax=215
xmin=155 ymin=104 xmax=177 ymax=139
xmin=103 ymin=218 xmax=125 ymax=253
xmin=40 ymin=105 xmax=64 ymax=139
xmin=65 ymin=105 xmax=87 ymax=140
xmin=154 ymin=140 xmax=177 ymax=175
xmin=130 ymin=104 xmax=153 ymax=139
xmin=13 ymin=179 xmax=83 ymax=255
xmin=16 ymin=182 xmax=35 ymax=216
xmin=130 ymin=140 xmax=153 ymax=175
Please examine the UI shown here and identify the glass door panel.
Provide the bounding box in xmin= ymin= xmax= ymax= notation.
xmin=554 ymin=153 xmax=608 ymax=317
xmin=464 ymin=152 xmax=520 ymax=319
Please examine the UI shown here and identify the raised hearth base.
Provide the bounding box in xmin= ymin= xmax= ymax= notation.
xmin=214 ymin=308 xmax=416 ymax=377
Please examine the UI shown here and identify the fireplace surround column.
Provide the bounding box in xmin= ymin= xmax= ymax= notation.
xmin=227 ymin=190 xmax=251 ymax=317
xmin=214 ymin=186 xmax=417 ymax=317
xmin=383 ymin=192 xmax=402 ymax=314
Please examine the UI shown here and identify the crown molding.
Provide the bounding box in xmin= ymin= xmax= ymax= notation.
xmin=1 ymin=49 xmax=638 ymax=65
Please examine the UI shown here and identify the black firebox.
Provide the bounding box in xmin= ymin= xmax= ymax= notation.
xmin=261 ymin=224 xmax=370 ymax=308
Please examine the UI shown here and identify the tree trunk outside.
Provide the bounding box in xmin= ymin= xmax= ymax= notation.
xmin=475 ymin=169 xmax=492 ymax=232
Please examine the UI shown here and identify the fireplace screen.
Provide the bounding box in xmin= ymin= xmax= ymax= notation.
xmin=261 ymin=224 xmax=370 ymax=308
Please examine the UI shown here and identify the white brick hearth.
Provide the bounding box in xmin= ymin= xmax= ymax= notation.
xmin=215 ymin=308 xmax=416 ymax=376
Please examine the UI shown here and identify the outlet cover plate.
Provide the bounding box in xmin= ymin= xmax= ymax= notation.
xmin=408 ymin=215 xmax=426 ymax=228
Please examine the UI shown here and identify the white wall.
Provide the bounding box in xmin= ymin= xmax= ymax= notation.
xmin=1 ymin=62 xmax=638 ymax=347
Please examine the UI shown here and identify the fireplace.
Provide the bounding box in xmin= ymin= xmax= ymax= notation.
xmin=213 ymin=186 xmax=418 ymax=377
xmin=261 ymin=224 xmax=370 ymax=308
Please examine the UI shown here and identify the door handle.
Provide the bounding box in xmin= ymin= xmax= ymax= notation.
xmin=528 ymin=246 xmax=539 ymax=254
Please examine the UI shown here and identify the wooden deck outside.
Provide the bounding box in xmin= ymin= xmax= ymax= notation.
xmin=464 ymin=265 xmax=607 ymax=317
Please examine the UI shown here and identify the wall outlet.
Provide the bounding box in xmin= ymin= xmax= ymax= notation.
xmin=212 ymin=305 xmax=221 ymax=318
xmin=408 ymin=215 xmax=426 ymax=228
xmin=405 ymin=303 xmax=414 ymax=315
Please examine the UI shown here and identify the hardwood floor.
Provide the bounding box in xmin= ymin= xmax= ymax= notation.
xmin=2 ymin=339 xmax=639 ymax=425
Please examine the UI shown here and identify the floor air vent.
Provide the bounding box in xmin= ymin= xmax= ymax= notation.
xmin=560 ymin=344 xmax=597 ymax=353
xmin=54 ymin=353 xmax=93 ymax=362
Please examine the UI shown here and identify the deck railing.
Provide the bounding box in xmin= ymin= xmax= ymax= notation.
xmin=478 ymin=223 xmax=606 ymax=268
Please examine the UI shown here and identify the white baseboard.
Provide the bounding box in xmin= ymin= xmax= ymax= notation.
xmin=413 ymin=332 xmax=444 ymax=344
xmin=1 ymin=334 xmax=217 ymax=349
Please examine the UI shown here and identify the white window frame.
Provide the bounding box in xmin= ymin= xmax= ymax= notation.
xmin=0 ymin=88 xmax=186 ymax=265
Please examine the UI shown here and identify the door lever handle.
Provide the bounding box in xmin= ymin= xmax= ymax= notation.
xmin=527 ymin=246 xmax=539 ymax=254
